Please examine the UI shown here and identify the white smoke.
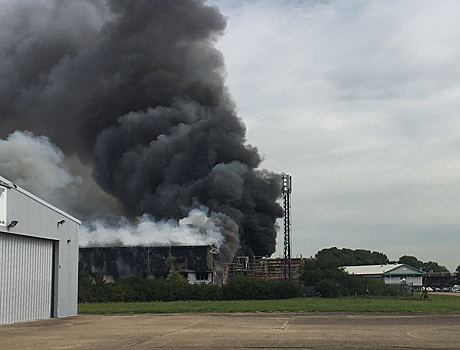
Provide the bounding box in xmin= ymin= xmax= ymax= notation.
xmin=0 ymin=130 xmax=240 ymax=263
xmin=0 ymin=130 xmax=81 ymax=205
xmin=79 ymin=208 xmax=225 ymax=248
xmin=0 ymin=130 xmax=121 ymax=219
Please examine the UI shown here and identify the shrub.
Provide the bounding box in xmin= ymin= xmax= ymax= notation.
xmin=315 ymin=279 xmax=341 ymax=298
xmin=184 ymin=282 xmax=222 ymax=300
xmin=222 ymin=277 xmax=302 ymax=300
xmin=267 ymin=280 xmax=303 ymax=299
xmin=222 ymin=277 xmax=269 ymax=300
xmin=78 ymin=271 xmax=117 ymax=303
xmin=78 ymin=272 xmax=303 ymax=303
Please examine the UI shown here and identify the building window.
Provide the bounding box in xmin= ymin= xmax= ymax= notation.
xmin=196 ymin=272 xmax=208 ymax=281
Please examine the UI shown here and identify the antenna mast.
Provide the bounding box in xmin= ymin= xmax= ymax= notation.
xmin=282 ymin=174 xmax=292 ymax=280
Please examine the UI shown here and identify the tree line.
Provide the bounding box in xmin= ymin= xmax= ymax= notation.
xmin=301 ymin=247 xmax=451 ymax=272
xmin=299 ymin=247 xmax=457 ymax=297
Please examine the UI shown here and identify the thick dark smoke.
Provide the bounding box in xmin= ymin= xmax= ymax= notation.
xmin=0 ymin=0 xmax=283 ymax=257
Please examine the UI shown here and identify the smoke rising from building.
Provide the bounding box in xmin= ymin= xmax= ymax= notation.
xmin=0 ymin=130 xmax=122 ymax=221
xmin=0 ymin=131 xmax=80 ymax=203
xmin=0 ymin=0 xmax=283 ymax=260
xmin=80 ymin=208 xmax=239 ymax=267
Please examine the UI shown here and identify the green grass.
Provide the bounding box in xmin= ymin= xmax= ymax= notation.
xmin=78 ymin=294 xmax=460 ymax=314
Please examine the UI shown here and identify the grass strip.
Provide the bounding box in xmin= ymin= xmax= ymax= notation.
xmin=79 ymin=294 xmax=460 ymax=314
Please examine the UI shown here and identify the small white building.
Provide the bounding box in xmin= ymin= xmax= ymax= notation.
xmin=342 ymin=264 xmax=424 ymax=287
xmin=0 ymin=176 xmax=80 ymax=325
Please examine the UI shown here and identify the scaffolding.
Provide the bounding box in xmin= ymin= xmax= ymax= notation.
xmin=226 ymin=256 xmax=305 ymax=282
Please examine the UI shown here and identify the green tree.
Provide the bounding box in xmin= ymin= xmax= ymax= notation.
xmin=398 ymin=256 xmax=449 ymax=272
xmin=422 ymin=261 xmax=449 ymax=273
xmin=300 ymin=258 xmax=323 ymax=286
xmin=314 ymin=247 xmax=389 ymax=269
xmin=398 ymin=255 xmax=424 ymax=270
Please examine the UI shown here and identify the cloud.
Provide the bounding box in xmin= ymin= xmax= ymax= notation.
xmin=211 ymin=0 xmax=460 ymax=269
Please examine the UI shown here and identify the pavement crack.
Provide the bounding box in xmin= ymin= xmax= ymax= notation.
xmin=115 ymin=321 xmax=203 ymax=349
xmin=282 ymin=316 xmax=293 ymax=330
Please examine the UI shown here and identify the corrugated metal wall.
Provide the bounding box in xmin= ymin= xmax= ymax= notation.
xmin=0 ymin=232 xmax=54 ymax=325
xmin=6 ymin=186 xmax=79 ymax=319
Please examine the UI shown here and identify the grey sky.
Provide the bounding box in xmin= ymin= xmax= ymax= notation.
xmin=209 ymin=0 xmax=460 ymax=270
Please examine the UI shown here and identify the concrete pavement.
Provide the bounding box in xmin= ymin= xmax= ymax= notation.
xmin=1 ymin=312 xmax=459 ymax=349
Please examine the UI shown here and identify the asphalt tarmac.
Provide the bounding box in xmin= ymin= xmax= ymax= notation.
xmin=1 ymin=312 xmax=459 ymax=350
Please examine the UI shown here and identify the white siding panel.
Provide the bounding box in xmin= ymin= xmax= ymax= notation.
xmin=383 ymin=277 xmax=402 ymax=285
xmin=0 ymin=232 xmax=53 ymax=325
xmin=405 ymin=276 xmax=423 ymax=287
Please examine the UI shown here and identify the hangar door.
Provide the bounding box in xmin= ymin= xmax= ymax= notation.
xmin=0 ymin=232 xmax=54 ymax=325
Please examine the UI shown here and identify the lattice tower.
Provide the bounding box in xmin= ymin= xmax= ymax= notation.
xmin=282 ymin=174 xmax=292 ymax=280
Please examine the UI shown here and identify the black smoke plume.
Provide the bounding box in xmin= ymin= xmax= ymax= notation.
xmin=0 ymin=0 xmax=283 ymax=258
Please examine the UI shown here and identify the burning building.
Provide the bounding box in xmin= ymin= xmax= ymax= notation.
xmin=79 ymin=245 xmax=218 ymax=284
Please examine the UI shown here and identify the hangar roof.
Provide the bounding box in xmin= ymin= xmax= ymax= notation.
xmin=342 ymin=264 xmax=424 ymax=276
xmin=0 ymin=175 xmax=80 ymax=225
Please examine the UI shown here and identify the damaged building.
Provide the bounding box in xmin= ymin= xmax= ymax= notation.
xmin=79 ymin=247 xmax=306 ymax=286
xmin=79 ymin=245 xmax=218 ymax=284
xmin=226 ymin=256 xmax=306 ymax=282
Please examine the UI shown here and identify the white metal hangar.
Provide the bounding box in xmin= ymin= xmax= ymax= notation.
xmin=342 ymin=264 xmax=424 ymax=287
xmin=0 ymin=176 xmax=80 ymax=325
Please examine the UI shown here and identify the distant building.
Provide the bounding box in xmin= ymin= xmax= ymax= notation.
xmin=80 ymin=250 xmax=307 ymax=285
xmin=342 ymin=264 xmax=424 ymax=287
xmin=423 ymin=272 xmax=456 ymax=288
xmin=79 ymin=245 xmax=217 ymax=284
